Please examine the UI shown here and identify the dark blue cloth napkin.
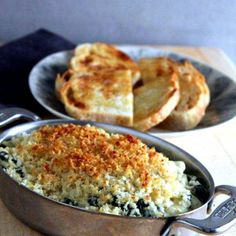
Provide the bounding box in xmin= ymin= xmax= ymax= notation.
xmin=0 ymin=29 xmax=75 ymax=114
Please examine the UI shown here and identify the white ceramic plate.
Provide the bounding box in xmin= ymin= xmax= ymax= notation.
xmin=29 ymin=46 xmax=236 ymax=137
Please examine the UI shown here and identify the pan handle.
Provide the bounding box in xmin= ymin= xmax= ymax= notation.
xmin=161 ymin=185 xmax=236 ymax=235
xmin=0 ymin=107 xmax=40 ymax=127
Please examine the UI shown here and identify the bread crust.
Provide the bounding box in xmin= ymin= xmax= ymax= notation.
xmin=159 ymin=61 xmax=210 ymax=130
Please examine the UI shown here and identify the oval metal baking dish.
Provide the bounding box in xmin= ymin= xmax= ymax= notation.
xmin=0 ymin=107 xmax=235 ymax=236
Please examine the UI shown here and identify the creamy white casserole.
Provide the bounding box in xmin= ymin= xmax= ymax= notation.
xmin=0 ymin=124 xmax=201 ymax=217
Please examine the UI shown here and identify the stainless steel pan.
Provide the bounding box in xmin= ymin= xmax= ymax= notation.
xmin=0 ymin=108 xmax=236 ymax=236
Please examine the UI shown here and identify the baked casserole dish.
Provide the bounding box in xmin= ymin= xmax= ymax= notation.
xmin=0 ymin=124 xmax=201 ymax=218
xmin=0 ymin=108 xmax=235 ymax=236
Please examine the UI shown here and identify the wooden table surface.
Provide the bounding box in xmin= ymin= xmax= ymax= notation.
xmin=0 ymin=46 xmax=236 ymax=236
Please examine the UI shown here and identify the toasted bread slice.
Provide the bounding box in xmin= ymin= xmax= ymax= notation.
xmin=160 ymin=61 xmax=210 ymax=130
xmin=133 ymin=73 xmax=180 ymax=131
xmin=138 ymin=57 xmax=178 ymax=84
xmin=70 ymin=43 xmax=141 ymax=85
xmin=58 ymin=70 xmax=133 ymax=126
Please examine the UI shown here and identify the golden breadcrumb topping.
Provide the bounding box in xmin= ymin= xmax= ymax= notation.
xmin=17 ymin=124 xmax=169 ymax=188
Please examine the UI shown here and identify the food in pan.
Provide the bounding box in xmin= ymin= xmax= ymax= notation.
xmin=55 ymin=43 xmax=210 ymax=131
xmin=0 ymin=124 xmax=202 ymax=217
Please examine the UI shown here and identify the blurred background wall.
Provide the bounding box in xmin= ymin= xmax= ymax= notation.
xmin=0 ymin=0 xmax=236 ymax=63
